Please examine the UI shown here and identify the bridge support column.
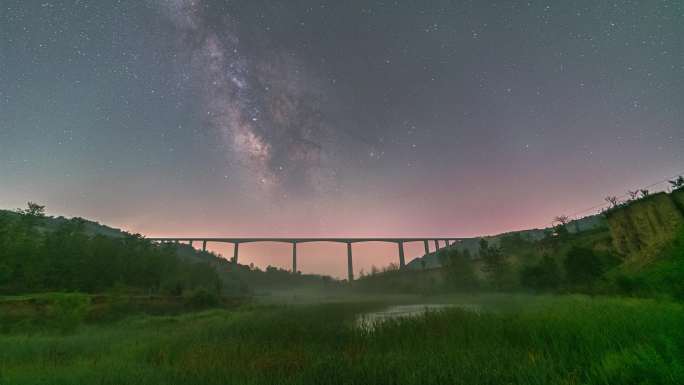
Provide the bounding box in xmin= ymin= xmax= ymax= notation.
xmin=434 ymin=239 xmax=439 ymax=250
xmin=347 ymin=242 xmax=354 ymax=282
xmin=189 ymin=240 xmax=194 ymax=247
xmin=233 ymin=243 xmax=239 ymax=264
xmin=292 ymin=242 xmax=297 ymax=273
xmin=444 ymin=240 xmax=449 ymax=247
xmin=424 ymin=240 xmax=430 ymax=255
xmin=398 ymin=241 xmax=405 ymax=268
xmin=202 ymin=240 xmax=207 ymax=252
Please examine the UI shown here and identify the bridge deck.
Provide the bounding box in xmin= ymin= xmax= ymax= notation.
xmin=148 ymin=237 xmax=467 ymax=282
xmin=148 ymin=237 xmax=467 ymax=243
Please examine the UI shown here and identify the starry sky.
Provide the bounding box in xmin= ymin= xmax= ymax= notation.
xmin=1 ymin=1 xmax=682 ymax=277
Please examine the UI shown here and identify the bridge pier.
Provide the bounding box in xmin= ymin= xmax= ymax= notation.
xmin=398 ymin=241 xmax=405 ymax=268
xmin=149 ymin=237 xmax=467 ymax=277
xmin=347 ymin=242 xmax=354 ymax=282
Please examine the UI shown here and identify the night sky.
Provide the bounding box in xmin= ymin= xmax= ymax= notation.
xmin=1 ymin=1 xmax=682 ymax=277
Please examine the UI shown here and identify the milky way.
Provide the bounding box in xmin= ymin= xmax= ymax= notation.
xmin=2 ymin=0 xmax=683 ymax=276
xmin=159 ymin=0 xmax=339 ymax=196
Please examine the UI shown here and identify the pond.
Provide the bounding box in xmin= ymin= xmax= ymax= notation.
xmin=356 ymin=303 xmax=480 ymax=330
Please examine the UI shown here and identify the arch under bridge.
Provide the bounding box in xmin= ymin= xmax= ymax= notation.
xmin=148 ymin=237 xmax=466 ymax=282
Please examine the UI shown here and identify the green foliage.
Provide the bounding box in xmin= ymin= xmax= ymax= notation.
xmin=479 ymin=239 xmax=515 ymax=289
xmin=520 ymin=254 xmax=560 ymax=291
xmin=228 ymin=264 xmax=337 ymax=291
xmin=47 ymin=293 xmax=91 ymax=333
xmin=16 ymin=202 xmax=46 ymax=218
xmin=354 ymin=268 xmax=444 ymax=294
xmin=0 ymin=296 xmax=682 ymax=384
xmin=669 ymin=176 xmax=684 ymax=191
xmin=440 ymin=248 xmax=479 ymax=290
xmin=564 ymin=246 xmax=617 ymax=287
xmin=0 ymin=203 xmax=221 ymax=296
xmin=564 ymin=246 xmax=603 ymax=284
xmin=183 ymin=287 xmax=220 ymax=308
xmin=499 ymin=233 xmax=536 ymax=254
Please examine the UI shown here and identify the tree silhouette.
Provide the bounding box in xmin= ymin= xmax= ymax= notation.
xmin=605 ymin=196 xmax=620 ymax=208
xmin=20 ymin=202 xmax=46 ymax=217
xmin=553 ymin=215 xmax=570 ymax=226
xmin=552 ymin=215 xmax=571 ymax=237
xmin=669 ymin=176 xmax=684 ymax=191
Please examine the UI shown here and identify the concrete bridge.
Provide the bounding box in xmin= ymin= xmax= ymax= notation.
xmin=148 ymin=237 xmax=465 ymax=282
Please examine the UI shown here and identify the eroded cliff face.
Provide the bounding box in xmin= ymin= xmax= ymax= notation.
xmin=606 ymin=191 xmax=684 ymax=256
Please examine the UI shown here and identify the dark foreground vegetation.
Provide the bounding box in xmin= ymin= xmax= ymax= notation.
xmin=0 ymin=203 xmax=339 ymax=298
xmin=0 ymin=203 xmax=222 ymax=296
xmin=0 ymin=295 xmax=682 ymax=384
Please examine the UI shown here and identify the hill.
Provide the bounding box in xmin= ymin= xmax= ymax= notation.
xmin=358 ymin=188 xmax=684 ymax=300
xmin=0 ymin=209 xmax=126 ymax=239
xmin=0 ymin=205 xmax=342 ymax=297
xmin=406 ymin=214 xmax=606 ymax=270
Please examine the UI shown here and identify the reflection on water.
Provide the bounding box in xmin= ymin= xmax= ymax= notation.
xmin=357 ymin=303 xmax=480 ymax=330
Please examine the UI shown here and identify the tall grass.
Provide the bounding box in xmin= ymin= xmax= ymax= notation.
xmin=0 ymin=296 xmax=682 ymax=384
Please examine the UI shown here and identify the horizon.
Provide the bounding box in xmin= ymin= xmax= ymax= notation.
xmin=1 ymin=173 xmax=676 ymax=279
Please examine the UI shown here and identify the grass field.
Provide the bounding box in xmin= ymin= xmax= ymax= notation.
xmin=1 ymin=294 xmax=682 ymax=385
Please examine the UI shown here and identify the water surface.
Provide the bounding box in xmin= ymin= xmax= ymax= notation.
xmin=357 ymin=303 xmax=480 ymax=329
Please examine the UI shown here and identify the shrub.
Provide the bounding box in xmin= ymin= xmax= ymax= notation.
xmin=564 ymin=247 xmax=618 ymax=287
xmin=183 ymin=287 xmax=220 ymax=308
xmin=47 ymin=293 xmax=90 ymax=333
xmin=480 ymin=239 xmax=514 ymax=289
xmin=520 ymin=254 xmax=560 ymax=291
xmin=442 ymin=249 xmax=479 ymax=290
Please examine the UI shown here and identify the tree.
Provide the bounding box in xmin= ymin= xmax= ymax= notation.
xmin=437 ymin=249 xmax=449 ymax=267
xmin=563 ymin=246 xmax=604 ymax=286
xmin=478 ymin=238 xmax=490 ymax=254
xmin=16 ymin=202 xmax=46 ymax=218
xmin=669 ymin=176 xmax=684 ymax=191
xmin=441 ymin=248 xmax=478 ymax=290
xmin=552 ymin=215 xmax=571 ymax=238
xmin=605 ymin=196 xmax=620 ymax=208
xmin=0 ymin=205 xmax=222 ymax=296
xmin=479 ymin=239 xmax=512 ymax=289
xmin=520 ymin=254 xmax=560 ymax=291
xmin=639 ymin=189 xmax=650 ymax=198
xmin=553 ymin=215 xmax=570 ymax=226
xmin=627 ymin=190 xmax=639 ymax=201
